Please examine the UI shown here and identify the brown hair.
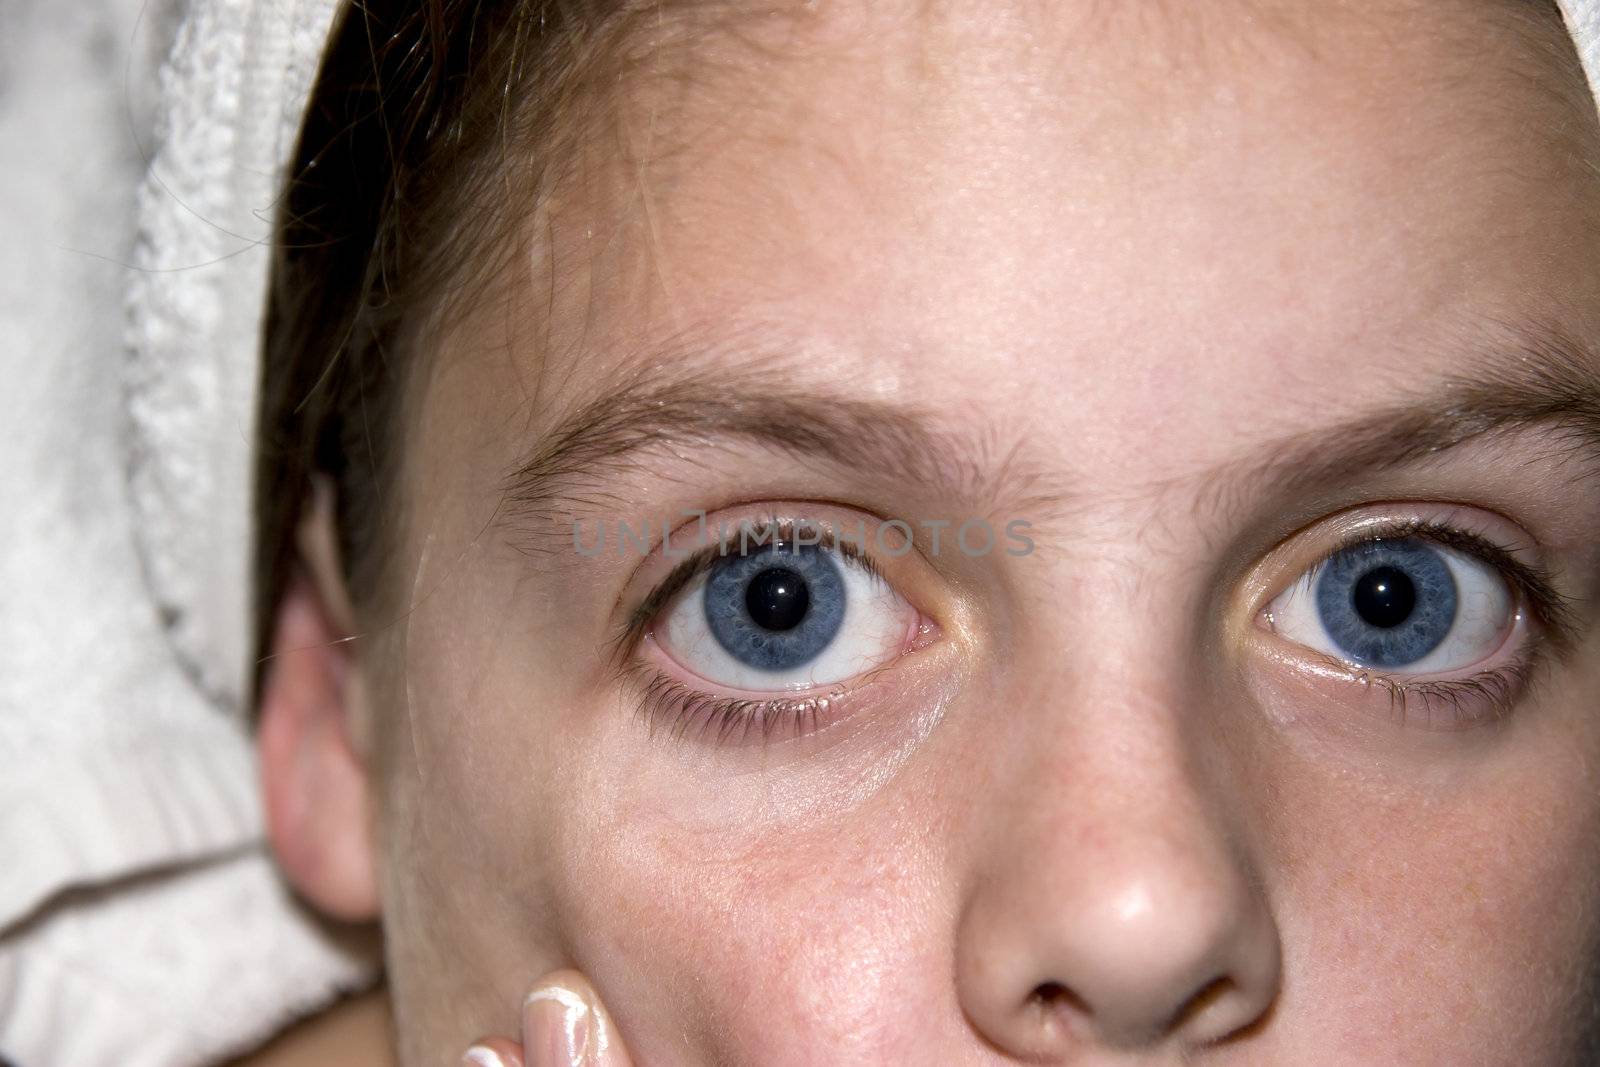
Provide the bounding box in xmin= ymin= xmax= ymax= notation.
xmin=252 ymin=0 xmax=706 ymax=708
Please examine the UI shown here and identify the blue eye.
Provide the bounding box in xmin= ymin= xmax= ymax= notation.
xmin=1313 ymin=538 xmax=1457 ymax=668
xmin=654 ymin=538 xmax=916 ymax=693
xmin=1269 ymin=534 xmax=1515 ymax=675
xmin=704 ymin=544 xmax=846 ymax=671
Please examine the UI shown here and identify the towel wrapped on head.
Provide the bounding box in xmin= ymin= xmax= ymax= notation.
xmin=0 ymin=2 xmax=374 ymax=1066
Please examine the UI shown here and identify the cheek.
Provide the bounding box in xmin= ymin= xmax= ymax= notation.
xmin=1253 ymin=717 xmax=1600 ymax=1064
xmin=361 ymin=601 xmax=603 ymax=1057
xmin=543 ymin=768 xmax=963 ymax=1066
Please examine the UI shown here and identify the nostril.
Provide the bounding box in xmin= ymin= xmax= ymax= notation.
xmin=1171 ymin=975 xmax=1233 ymax=1029
xmin=1169 ymin=974 xmax=1273 ymax=1046
xmin=1028 ymin=980 xmax=1089 ymax=1018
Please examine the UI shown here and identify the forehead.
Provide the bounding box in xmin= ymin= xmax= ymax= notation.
xmin=428 ymin=0 xmax=1600 ymax=489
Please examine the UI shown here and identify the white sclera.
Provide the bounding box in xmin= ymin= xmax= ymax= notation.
xmin=655 ymin=550 xmax=915 ymax=692
xmin=1269 ymin=544 xmax=1515 ymax=674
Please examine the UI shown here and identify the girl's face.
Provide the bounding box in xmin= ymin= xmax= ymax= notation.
xmin=354 ymin=1 xmax=1600 ymax=1062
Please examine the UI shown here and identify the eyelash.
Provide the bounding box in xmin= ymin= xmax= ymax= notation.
xmin=624 ymin=671 xmax=895 ymax=745
xmin=609 ymin=519 xmax=899 ymax=744
xmin=1270 ymin=517 xmax=1582 ymax=729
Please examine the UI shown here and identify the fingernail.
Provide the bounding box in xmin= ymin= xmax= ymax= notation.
xmin=525 ymin=984 xmax=594 ymax=1067
xmin=463 ymin=1046 xmax=511 ymax=1067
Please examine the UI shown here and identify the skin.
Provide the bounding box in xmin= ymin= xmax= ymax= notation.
xmin=255 ymin=0 xmax=1600 ymax=1064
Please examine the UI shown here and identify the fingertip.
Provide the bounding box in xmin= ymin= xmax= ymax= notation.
xmin=522 ymin=970 xmax=633 ymax=1067
xmin=463 ymin=1037 xmax=525 ymax=1067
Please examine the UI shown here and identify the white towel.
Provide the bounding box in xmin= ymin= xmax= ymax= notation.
xmin=0 ymin=2 xmax=375 ymax=1066
xmin=1565 ymin=0 xmax=1600 ymax=102
xmin=2 ymin=2 xmax=1599 ymax=1066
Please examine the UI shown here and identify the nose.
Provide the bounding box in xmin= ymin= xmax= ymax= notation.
xmin=954 ymin=718 xmax=1281 ymax=1057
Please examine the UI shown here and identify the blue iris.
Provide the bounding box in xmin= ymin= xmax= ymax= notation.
xmin=1314 ymin=537 xmax=1457 ymax=668
xmin=704 ymin=543 xmax=846 ymax=672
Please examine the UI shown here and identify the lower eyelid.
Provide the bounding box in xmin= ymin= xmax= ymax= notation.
xmin=625 ymin=602 xmax=947 ymax=749
xmin=624 ymin=641 xmax=914 ymax=745
xmin=1247 ymin=613 xmax=1542 ymax=733
xmin=1345 ymin=659 xmax=1538 ymax=732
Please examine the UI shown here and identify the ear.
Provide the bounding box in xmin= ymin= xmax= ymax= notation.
xmin=257 ymin=473 xmax=380 ymax=922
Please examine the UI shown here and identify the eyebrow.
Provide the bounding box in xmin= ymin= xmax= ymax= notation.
xmin=495 ymin=352 xmax=1070 ymax=530
xmin=495 ymin=315 xmax=1600 ymax=542
xmin=1192 ymin=315 xmax=1600 ymax=521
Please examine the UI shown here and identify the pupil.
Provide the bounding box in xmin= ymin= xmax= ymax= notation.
xmin=1351 ymin=565 xmax=1416 ymax=629
xmin=744 ymin=567 xmax=810 ymax=631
